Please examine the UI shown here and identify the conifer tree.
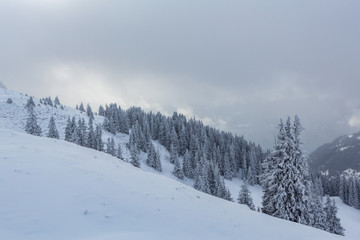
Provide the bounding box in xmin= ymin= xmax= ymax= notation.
xmin=106 ymin=137 xmax=116 ymax=156
xmin=130 ymin=143 xmax=140 ymax=168
xmin=262 ymin=116 xmax=311 ymax=224
xmin=247 ymin=148 xmax=257 ymax=185
xmin=116 ymin=143 xmax=124 ymax=161
xmin=178 ymin=125 xmax=187 ymax=155
xmin=98 ymin=105 xmax=105 ymax=116
xmin=173 ymin=155 xmax=184 ymax=180
xmin=94 ymin=125 xmax=104 ymax=151
xmin=64 ymin=117 xmax=72 ymax=141
xmin=170 ymin=126 xmax=179 ymax=154
xmin=78 ymin=118 xmax=87 ymax=146
xmin=71 ymin=123 xmax=80 ymax=144
xmin=182 ymin=150 xmax=192 ymax=178
xmin=25 ymin=108 xmax=42 ymax=136
xmin=54 ymin=96 xmax=60 ymax=105
xmin=223 ymin=152 xmax=232 ymax=180
xmin=241 ymin=145 xmax=247 ymax=180
xmin=146 ymin=142 xmax=157 ymax=168
xmin=194 ymin=159 xmax=210 ymax=194
xmin=348 ymin=177 xmax=359 ymax=208
xmin=237 ymin=181 xmax=255 ymax=210
xmin=26 ymin=97 xmax=35 ymax=109
xmin=154 ymin=148 xmax=162 ymax=172
xmin=169 ymin=144 xmax=177 ymax=164
xmin=324 ymin=196 xmax=345 ymax=235
xmin=86 ymin=104 xmax=94 ymax=119
xmin=79 ymin=102 xmax=85 ymax=112
xmin=87 ymin=118 xmax=95 ymax=149
xmin=47 ymin=115 xmax=59 ymax=139
xmin=339 ymin=176 xmax=346 ymax=203
xmin=145 ymin=143 xmax=162 ymax=171
xmin=118 ymin=108 xmax=129 ymax=134
xmin=309 ymin=188 xmax=326 ymax=231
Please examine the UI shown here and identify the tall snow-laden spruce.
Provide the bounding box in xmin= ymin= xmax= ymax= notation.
xmin=25 ymin=107 xmax=42 ymax=136
xmin=47 ymin=115 xmax=59 ymax=139
xmin=146 ymin=143 xmax=162 ymax=172
xmin=262 ymin=116 xmax=311 ymax=224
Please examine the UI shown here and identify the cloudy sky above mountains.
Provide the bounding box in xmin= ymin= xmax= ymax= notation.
xmin=1 ymin=0 xmax=360 ymax=151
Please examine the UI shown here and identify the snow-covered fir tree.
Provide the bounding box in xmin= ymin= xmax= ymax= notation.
xmin=106 ymin=137 xmax=116 ymax=156
xmin=237 ymin=181 xmax=255 ymax=210
xmin=308 ymin=179 xmax=327 ymax=231
xmin=46 ymin=115 xmax=59 ymax=139
xmin=87 ymin=118 xmax=95 ymax=149
xmin=116 ymin=143 xmax=124 ymax=161
xmin=79 ymin=102 xmax=85 ymax=112
xmin=25 ymin=107 xmax=42 ymax=136
xmin=169 ymin=144 xmax=177 ymax=164
xmin=54 ymin=96 xmax=60 ymax=106
xmin=26 ymin=96 xmax=35 ymax=109
xmin=86 ymin=104 xmax=94 ymax=119
xmin=98 ymin=105 xmax=105 ymax=116
xmin=173 ymin=155 xmax=184 ymax=180
xmin=324 ymin=196 xmax=344 ymax=235
xmin=94 ymin=124 xmax=104 ymax=151
xmin=262 ymin=116 xmax=311 ymax=225
xmin=130 ymin=143 xmax=140 ymax=168
xmin=146 ymin=143 xmax=162 ymax=172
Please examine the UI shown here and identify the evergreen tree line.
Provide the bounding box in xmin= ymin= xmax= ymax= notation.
xmin=64 ymin=116 xmax=104 ymax=152
xmin=40 ymin=96 xmax=63 ymax=109
xmin=76 ymin=102 xmax=95 ymax=120
xmin=99 ymin=104 xmax=267 ymax=200
xmin=318 ymin=171 xmax=360 ymax=211
xmin=339 ymin=175 xmax=360 ymax=209
xmin=25 ymin=96 xmax=64 ymax=136
xmin=261 ymin=116 xmax=344 ymax=235
xmin=100 ymin=104 xmax=265 ymax=180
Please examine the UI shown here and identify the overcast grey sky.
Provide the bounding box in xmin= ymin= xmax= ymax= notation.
xmin=1 ymin=0 xmax=360 ymax=152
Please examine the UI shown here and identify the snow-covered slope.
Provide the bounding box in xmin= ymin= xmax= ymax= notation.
xmin=1 ymin=87 xmax=360 ymax=239
xmin=0 ymin=129 xmax=349 ymax=240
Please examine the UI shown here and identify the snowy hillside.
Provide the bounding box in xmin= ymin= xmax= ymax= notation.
xmin=0 ymin=129 xmax=351 ymax=240
xmin=1 ymin=88 xmax=360 ymax=239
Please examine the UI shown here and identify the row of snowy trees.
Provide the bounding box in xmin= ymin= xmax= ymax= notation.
xmin=261 ymin=116 xmax=344 ymax=235
xmin=99 ymin=104 xmax=266 ymax=200
xmin=76 ymin=102 xmax=94 ymax=119
xmin=64 ymin=116 xmax=104 ymax=152
xmin=314 ymin=169 xmax=360 ymax=214
xmin=339 ymin=176 xmax=360 ymax=209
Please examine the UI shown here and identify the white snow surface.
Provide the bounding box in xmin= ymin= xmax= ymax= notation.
xmin=0 ymin=129 xmax=350 ymax=240
xmin=339 ymin=146 xmax=351 ymax=152
xmin=1 ymin=87 xmax=360 ymax=239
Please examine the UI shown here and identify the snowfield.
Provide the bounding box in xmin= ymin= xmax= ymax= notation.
xmin=0 ymin=129 xmax=350 ymax=240
xmin=1 ymin=87 xmax=360 ymax=239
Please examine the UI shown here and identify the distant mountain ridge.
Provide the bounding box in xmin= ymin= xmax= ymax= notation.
xmin=0 ymin=81 xmax=6 ymax=89
xmin=309 ymin=132 xmax=360 ymax=176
